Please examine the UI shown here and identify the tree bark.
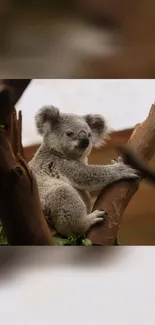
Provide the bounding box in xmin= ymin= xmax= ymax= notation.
xmin=87 ymin=103 xmax=155 ymax=245
xmin=0 ymin=85 xmax=54 ymax=245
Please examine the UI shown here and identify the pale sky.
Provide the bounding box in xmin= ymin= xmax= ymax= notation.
xmin=15 ymin=79 xmax=155 ymax=146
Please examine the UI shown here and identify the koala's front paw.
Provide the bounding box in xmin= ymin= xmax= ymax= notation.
xmin=117 ymin=163 xmax=139 ymax=180
xmin=88 ymin=210 xmax=107 ymax=226
xmin=111 ymin=156 xmax=139 ymax=180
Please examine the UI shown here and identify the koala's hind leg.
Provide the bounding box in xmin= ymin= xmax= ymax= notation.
xmin=45 ymin=185 xmax=106 ymax=237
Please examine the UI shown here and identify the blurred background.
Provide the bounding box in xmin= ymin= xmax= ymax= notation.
xmin=15 ymin=79 xmax=155 ymax=246
xmin=0 ymin=0 xmax=155 ymax=78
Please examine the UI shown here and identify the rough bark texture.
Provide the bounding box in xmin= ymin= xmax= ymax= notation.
xmin=0 ymin=85 xmax=54 ymax=245
xmin=87 ymin=104 xmax=155 ymax=245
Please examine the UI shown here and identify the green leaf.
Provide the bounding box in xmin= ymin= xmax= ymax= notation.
xmin=114 ymin=236 xmax=120 ymax=246
xmin=67 ymin=236 xmax=77 ymax=245
xmin=82 ymin=238 xmax=93 ymax=246
xmin=0 ymin=220 xmax=8 ymax=245
xmin=53 ymin=236 xmax=70 ymax=246
xmin=53 ymin=233 xmax=90 ymax=246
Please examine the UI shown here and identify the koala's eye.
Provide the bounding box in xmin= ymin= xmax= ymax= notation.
xmin=66 ymin=130 xmax=74 ymax=137
xmin=88 ymin=132 xmax=91 ymax=137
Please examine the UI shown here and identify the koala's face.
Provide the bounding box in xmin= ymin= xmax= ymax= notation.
xmin=53 ymin=114 xmax=93 ymax=158
xmin=35 ymin=106 xmax=109 ymax=160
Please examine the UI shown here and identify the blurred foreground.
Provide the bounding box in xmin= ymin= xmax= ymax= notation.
xmin=0 ymin=0 xmax=155 ymax=78
xmin=0 ymin=247 xmax=155 ymax=325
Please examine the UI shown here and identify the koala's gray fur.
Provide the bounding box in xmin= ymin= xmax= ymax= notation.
xmin=29 ymin=106 xmax=139 ymax=237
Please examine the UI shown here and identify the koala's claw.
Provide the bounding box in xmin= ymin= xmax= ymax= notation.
xmin=100 ymin=209 xmax=108 ymax=216
xmin=93 ymin=210 xmax=108 ymax=218
xmin=120 ymin=166 xmax=140 ymax=180
xmin=111 ymin=156 xmax=124 ymax=165
xmin=117 ymin=156 xmax=124 ymax=164
xmin=129 ymin=171 xmax=140 ymax=179
xmin=111 ymin=159 xmax=117 ymax=165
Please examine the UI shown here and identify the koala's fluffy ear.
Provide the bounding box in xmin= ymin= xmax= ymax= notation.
xmin=35 ymin=106 xmax=60 ymax=135
xmin=84 ymin=114 xmax=109 ymax=147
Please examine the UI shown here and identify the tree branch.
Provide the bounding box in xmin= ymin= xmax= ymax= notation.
xmin=0 ymin=86 xmax=54 ymax=245
xmin=87 ymin=103 xmax=155 ymax=245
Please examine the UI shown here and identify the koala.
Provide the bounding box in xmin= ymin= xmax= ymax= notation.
xmin=29 ymin=105 xmax=139 ymax=237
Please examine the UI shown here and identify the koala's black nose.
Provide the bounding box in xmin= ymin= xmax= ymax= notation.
xmin=79 ymin=137 xmax=89 ymax=149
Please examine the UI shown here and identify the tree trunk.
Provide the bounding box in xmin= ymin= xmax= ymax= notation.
xmin=87 ymin=104 xmax=155 ymax=245
xmin=0 ymin=84 xmax=54 ymax=245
